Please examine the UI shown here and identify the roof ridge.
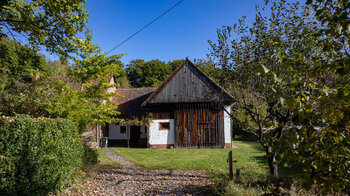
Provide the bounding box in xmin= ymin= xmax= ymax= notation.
xmin=141 ymin=58 xmax=235 ymax=106
xmin=116 ymin=87 xmax=158 ymax=90
xmin=185 ymin=59 xmax=235 ymax=100
xmin=141 ymin=59 xmax=187 ymax=106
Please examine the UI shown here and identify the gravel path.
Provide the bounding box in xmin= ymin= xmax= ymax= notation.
xmin=67 ymin=149 xmax=212 ymax=195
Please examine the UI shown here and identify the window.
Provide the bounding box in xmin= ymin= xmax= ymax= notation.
xmin=120 ymin=126 xmax=126 ymax=134
xmin=159 ymin=122 xmax=170 ymax=130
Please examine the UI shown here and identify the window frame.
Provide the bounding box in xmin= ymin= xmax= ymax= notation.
xmin=120 ymin=125 xmax=127 ymax=134
xmin=159 ymin=122 xmax=170 ymax=130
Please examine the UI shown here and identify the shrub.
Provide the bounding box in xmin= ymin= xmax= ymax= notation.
xmin=83 ymin=143 xmax=98 ymax=167
xmin=0 ymin=115 xmax=84 ymax=195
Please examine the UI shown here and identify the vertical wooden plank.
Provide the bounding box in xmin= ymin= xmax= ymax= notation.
xmin=200 ymin=104 xmax=203 ymax=147
xmin=194 ymin=104 xmax=197 ymax=147
xmin=194 ymin=104 xmax=197 ymax=146
xmin=174 ymin=109 xmax=178 ymax=148
xmin=183 ymin=104 xmax=187 ymax=147
xmin=187 ymin=104 xmax=189 ymax=147
xmin=182 ymin=104 xmax=184 ymax=148
xmin=203 ymin=104 xmax=205 ymax=147
xmin=179 ymin=105 xmax=182 ymax=147
xmin=190 ymin=105 xmax=193 ymax=147
xmin=178 ymin=108 xmax=181 ymax=147
xmin=221 ymin=110 xmax=225 ymax=147
xmin=193 ymin=104 xmax=196 ymax=146
xmin=209 ymin=108 xmax=212 ymax=146
xmin=177 ymin=105 xmax=180 ymax=147
xmin=206 ymin=105 xmax=208 ymax=147
xmin=185 ymin=104 xmax=187 ymax=147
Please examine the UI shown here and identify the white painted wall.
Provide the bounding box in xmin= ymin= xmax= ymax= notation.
xmin=109 ymin=123 xmax=146 ymax=140
xmin=224 ymin=105 xmax=232 ymax=144
xmin=148 ymin=119 xmax=174 ymax=145
xmin=109 ymin=123 xmax=129 ymax=139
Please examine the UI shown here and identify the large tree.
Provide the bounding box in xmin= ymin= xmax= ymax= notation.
xmin=126 ymin=58 xmax=220 ymax=88
xmin=0 ymin=37 xmax=50 ymax=90
xmin=126 ymin=59 xmax=173 ymax=87
xmin=0 ymin=1 xmax=124 ymax=131
xmin=0 ymin=35 xmax=125 ymax=132
xmin=46 ymin=56 xmax=69 ymax=76
xmin=210 ymin=1 xmax=308 ymax=177
xmin=209 ymin=1 xmax=349 ymax=192
xmin=285 ymin=0 xmax=350 ymax=192
xmin=194 ymin=59 xmax=223 ymax=85
xmin=0 ymin=0 xmax=88 ymax=57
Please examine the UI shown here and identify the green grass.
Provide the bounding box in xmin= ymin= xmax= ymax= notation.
xmin=111 ymin=141 xmax=268 ymax=181
xmin=111 ymin=141 xmax=269 ymax=195
xmin=96 ymin=148 xmax=120 ymax=169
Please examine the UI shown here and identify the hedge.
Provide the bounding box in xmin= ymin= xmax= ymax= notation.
xmin=0 ymin=116 xmax=84 ymax=195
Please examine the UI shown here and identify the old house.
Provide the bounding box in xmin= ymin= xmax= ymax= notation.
xmin=104 ymin=59 xmax=234 ymax=148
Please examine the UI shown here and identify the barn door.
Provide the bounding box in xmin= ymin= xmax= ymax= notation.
xmin=174 ymin=103 xmax=224 ymax=148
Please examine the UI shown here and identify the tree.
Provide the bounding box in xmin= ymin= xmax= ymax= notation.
xmin=209 ymin=0 xmax=349 ymax=192
xmin=0 ymin=36 xmax=125 ymax=132
xmin=280 ymin=0 xmax=350 ymax=192
xmin=0 ymin=0 xmax=88 ymax=57
xmin=51 ymin=34 xmax=124 ymax=131
xmin=167 ymin=59 xmax=184 ymax=70
xmin=194 ymin=59 xmax=222 ymax=85
xmin=0 ymin=0 xmax=126 ymax=132
xmin=117 ymin=71 xmax=130 ymax=88
xmin=210 ymin=0 xmax=321 ymax=177
xmin=0 ymin=37 xmax=50 ymax=91
xmin=126 ymin=58 xmax=220 ymax=88
xmin=0 ymin=82 xmax=51 ymax=117
xmin=306 ymin=0 xmax=349 ymax=39
xmin=126 ymin=59 xmax=173 ymax=87
xmin=46 ymin=56 xmax=69 ymax=76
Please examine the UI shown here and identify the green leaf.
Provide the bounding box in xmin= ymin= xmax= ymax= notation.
xmin=261 ymin=64 xmax=270 ymax=74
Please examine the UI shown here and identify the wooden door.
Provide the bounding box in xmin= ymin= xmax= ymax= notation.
xmin=174 ymin=103 xmax=224 ymax=148
xmin=129 ymin=125 xmax=140 ymax=148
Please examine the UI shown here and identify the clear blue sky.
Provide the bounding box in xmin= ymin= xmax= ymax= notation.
xmin=46 ymin=0 xmax=269 ymax=64
xmin=85 ymin=0 xmax=269 ymax=64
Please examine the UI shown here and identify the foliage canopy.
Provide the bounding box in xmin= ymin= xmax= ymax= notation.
xmin=209 ymin=0 xmax=349 ymax=192
xmin=0 ymin=0 xmax=88 ymax=57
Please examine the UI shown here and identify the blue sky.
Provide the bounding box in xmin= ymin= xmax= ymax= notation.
xmin=47 ymin=0 xmax=269 ymax=64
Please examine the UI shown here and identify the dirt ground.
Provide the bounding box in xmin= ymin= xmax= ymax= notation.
xmin=66 ymin=149 xmax=212 ymax=196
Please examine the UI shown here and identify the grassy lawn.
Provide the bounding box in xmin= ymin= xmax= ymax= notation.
xmin=111 ymin=141 xmax=269 ymax=195
xmin=95 ymin=148 xmax=120 ymax=170
xmin=110 ymin=141 xmax=268 ymax=181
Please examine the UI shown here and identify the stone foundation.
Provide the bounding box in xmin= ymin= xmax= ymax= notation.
xmin=224 ymin=143 xmax=232 ymax=148
xmin=148 ymin=144 xmax=174 ymax=149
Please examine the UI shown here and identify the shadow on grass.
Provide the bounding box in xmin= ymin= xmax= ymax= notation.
xmin=253 ymin=155 xmax=268 ymax=165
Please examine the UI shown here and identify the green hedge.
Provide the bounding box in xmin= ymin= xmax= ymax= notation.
xmin=0 ymin=116 xmax=84 ymax=195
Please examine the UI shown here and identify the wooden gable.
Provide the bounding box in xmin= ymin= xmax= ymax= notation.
xmin=142 ymin=59 xmax=234 ymax=106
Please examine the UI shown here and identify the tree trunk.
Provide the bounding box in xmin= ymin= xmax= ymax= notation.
xmin=266 ymin=146 xmax=279 ymax=178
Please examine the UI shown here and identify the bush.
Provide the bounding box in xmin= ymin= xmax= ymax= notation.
xmin=0 ymin=115 xmax=84 ymax=195
xmin=83 ymin=143 xmax=98 ymax=167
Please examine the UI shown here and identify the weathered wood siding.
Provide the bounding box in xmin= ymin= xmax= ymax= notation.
xmin=174 ymin=103 xmax=224 ymax=148
xmin=148 ymin=62 xmax=228 ymax=104
xmin=152 ymin=112 xmax=173 ymax=119
xmin=149 ymin=105 xmax=174 ymax=119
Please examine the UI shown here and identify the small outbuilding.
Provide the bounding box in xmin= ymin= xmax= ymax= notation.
xmin=104 ymin=59 xmax=234 ymax=148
